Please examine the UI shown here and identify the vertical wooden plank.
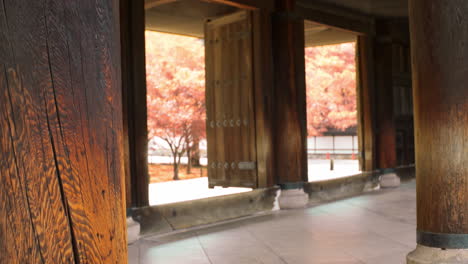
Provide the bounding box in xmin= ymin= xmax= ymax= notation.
xmin=252 ymin=10 xmax=275 ymax=188
xmin=224 ymin=21 xmax=234 ymax=186
xmin=205 ymin=23 xmax=217 ymax=187
xmin=243 ymin=14 xmax=257 ymax=187
xmin=0 ymin=0 xmax=127 ymax=262
xmin=230 ymin=20 xmax=241 ymax=185
xmin=215 ymin=24 xmax=227 ymax=184
xmin=356 ymin=36 xmax=376 ymax=172
xmin=235 ymin=13 xmax=254 ymax=187
xmin=207 ymin=21 xmax=227 ymax=186
xmin=121 ymin=0 xmax=149 ymax=208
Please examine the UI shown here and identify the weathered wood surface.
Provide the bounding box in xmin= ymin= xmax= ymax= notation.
xmin=0 ymin=0 xmax=127 ymax=262
xmin=374 ymin=42 xmax=397 ymax=170
xmin=121 ymin=0 xmax=149 ymax=208
xmin=271 ymin=0 xmax=308 ymax=183
xmin=409 ymin=0 xmax=468 ymax=234
xmin=296 ymin=0 xmax=375 ymax=36
xmin=205 ymin=11 xmax=258 ymax=188
xmin=356 ymin=36 xmax=376 ymax=172
xmin=252 ymin=10 xmax=275 ymax=188
xmin=203 ymin=0 xmax=274 ymax=11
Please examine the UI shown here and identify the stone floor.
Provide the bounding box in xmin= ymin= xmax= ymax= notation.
xmin=129 ymin=180 xmax=416 ymax=264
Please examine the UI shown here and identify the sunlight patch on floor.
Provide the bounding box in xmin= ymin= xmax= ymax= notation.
xmin=149 ymin=177 xmax=251 ymax=206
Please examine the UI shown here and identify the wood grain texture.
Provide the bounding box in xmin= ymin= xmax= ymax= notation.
xmin=409 ymin=0 xmax=468 ymax=234
xmin=296 ymin=0 xmax=375 ymax=36
xmin=202 ymin=0 xmax=274 ymax=11
xmin=356 ymin=36 xmax=376 ymax=172
xmin=121 ymin=0 xmax=149 ymax=208
xmin=271 ymin=0 xmax=308 ymax=184
xmin=0 ymin=0 xmax=127 ymax=262
xmin=252 ymin=10 xmax=275 ymax=188
xmin=205 ymin=11 xmax=258 ymax=188
xmin=374 ymin=42 xmax=397 ymax=170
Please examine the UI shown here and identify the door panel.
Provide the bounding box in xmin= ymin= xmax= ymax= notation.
xmin=205 ymin=11 xmax=257 ymax=188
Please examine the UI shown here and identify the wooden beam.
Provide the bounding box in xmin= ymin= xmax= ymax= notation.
xmin=0 ymin=0 xmax=127 ymax=262
xmin=201 ymin=0 xmax=274 ymax=11
xmin=296 ymin=0 xmax=375 ymax=35
xmin=121 ymin=0 xmax=150 ymax=207
xmin=145 ymin=0 xmax=179 ymax=10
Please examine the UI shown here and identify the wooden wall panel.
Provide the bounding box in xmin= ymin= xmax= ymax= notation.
xmin=0 ymin=0 xmax=127 ymax=262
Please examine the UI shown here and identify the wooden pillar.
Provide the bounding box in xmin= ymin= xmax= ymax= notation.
xmin=252 ymin=10 xmax=276 ymax=188
xmin=374 ymin=41 xmax=397 ymax=172
xmin=409 ymin=0 xmax=468 ymax=250
xmin=272 ymin=0 xmax=308 ymax=184
xmin=356 ymin=36 xmax=376 ymax=172
xmin=121 ymin=0 xmax=149 ymax=208
xmin=0 ymin=0 xmax=127 ymax=262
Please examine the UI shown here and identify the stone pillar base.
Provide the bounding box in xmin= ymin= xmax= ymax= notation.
xmin=380 ymin=173 xmax=400 ymax=188
xmin=407 ymin=245 xmax=468 ymax=264
xmin=278 ymin=189 xmax=309 ymax=209
xmin=127 ymin=217 xmax=140 ymax=244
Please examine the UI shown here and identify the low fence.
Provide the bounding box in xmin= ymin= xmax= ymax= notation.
xmin=149 ymin=135 xmax=359 ymax=162
xmin=307 ymin=135 xmax=358 ymax=159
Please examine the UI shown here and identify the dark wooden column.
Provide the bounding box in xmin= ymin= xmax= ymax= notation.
xmin=272 ymin=0 xmax=308 ymax=184
xmin=409 ymin=0 xmax=468 ymax=249
xmin=374 ymin=41 xmax=397 ymax=172
xmin=0 ymin=0 xmax=127 ymax=262
xmin=252 ymin=10 xmax=276 ymax=188
xmin=121 ymin=0 xmax=149 ymax=208
xmin=356 ymin=36 xmax=376 ymax=172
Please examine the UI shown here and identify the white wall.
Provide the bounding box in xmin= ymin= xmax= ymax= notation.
xmin=307 ymin=135 xmax=358 ymax=154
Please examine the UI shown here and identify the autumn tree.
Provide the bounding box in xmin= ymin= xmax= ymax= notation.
xmin=305 ymin=42 xmax=357 ymax=136
xmin=146 ymin=31 xmax=206 ymax=180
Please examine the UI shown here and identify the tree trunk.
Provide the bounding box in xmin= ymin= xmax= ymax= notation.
xmin=187 ymin=145 xmax=192 ymax=174
xmin=190 ymin=138 xmax=201 ymax=167
xmin=173 ymin=153 xmax=180 ymax=180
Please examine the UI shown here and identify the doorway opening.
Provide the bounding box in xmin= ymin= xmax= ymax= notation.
xmin=145 ymin=2 xmax=254 ymax=205
xmin=304 ymin=20 xmax=360 ymax=182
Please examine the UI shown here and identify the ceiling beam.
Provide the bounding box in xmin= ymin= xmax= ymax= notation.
xmin=297 ymin=0 xmax=375 ymax=35
xmin=145 ymin=0 xmax=179 ymax=10
xmin=200 ymin=0 xmax=274 ymax=11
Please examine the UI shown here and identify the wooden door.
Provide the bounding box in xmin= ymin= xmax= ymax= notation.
xmin=205 ymin=11 xmax=258 ymax=188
